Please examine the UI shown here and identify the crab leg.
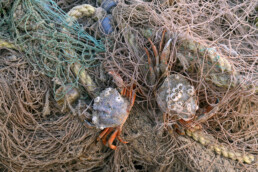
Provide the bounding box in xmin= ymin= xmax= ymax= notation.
xmin=121 ymin=87 xmax=126 ymax=96
xmin=159 ymin=29 xmax=167 ymax=53
xmin=129 ymin=91 xmax=136 ymax=110
xmin=126 ymin=89 xmax=130 ymax=98
xmin=101 ymin=128 xmax=113 ymax=145
xmin=117 ymin=127 xmax=128 ymax=144
xmin=144 ymin=47 xmax=156 ymax=84
xmin=108 ymin=71 xmax=136 ymax=108
xmin=178 ymin=119 xmax=201 ymax=131
xmin=97 ymin=128 xmax=110 ymax=141
xmin=148 ymin=38 xmax=159 ymax=64
xmin=148 ymin=38 xmax=160 ymax=77
xmin=129 ymin=86 xmax=133 ymax=100
xmin=196 ymin=106 xmax=219 ymax=123
xmin=160 ymin=39 xmax=172 ymax=74
xmin=144 ymin=47 xmax=156 ymax=85
xmin=173 ymin=124 xmax=186 ymax=135
xmin=108 ymin=71 xmax=125 ymax=89
xmin=108 ymin=129 xmax=119 ymax=150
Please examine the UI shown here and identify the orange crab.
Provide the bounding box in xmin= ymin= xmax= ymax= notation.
xmin=84 ymin=72 xmax=136 ymax=150
xmin=58 ymin=71 xmax=136 ymax=150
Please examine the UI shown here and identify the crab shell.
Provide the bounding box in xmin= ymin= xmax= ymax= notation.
xmin=156 ymin=74 xmax=198 ymax=121
xmin=92 ymin=88 xmax=130 ymax=129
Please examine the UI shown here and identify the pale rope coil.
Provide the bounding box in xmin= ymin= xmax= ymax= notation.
xmin=0 ymin=40 xmax=18 ymax=50
xmin=61 ymin=4 xmax=99 ymax=98
xmin=67 ymin=4 xmax=96 ymax=22
xmin=185 ymin=129 xmax=255 ymax=164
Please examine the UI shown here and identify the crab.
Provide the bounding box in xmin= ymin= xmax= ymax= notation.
xmin=144 ymin=30 xmax=215 ymax=133
xmin=156 ymin=74 xmax=199 ymax=130
xmin=76 ymin=70 xmax=136 ymax=149
xmin=56 ymin=73 xmax=136 ymax=150
xmin=88 ymin=85 xmax=136 ymax=150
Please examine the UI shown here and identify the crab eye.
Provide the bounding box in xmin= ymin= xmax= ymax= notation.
xmin=175 ymin=75 xmax=180 ymax=80
xmin=94 ymin=96 xmax=100 ymax=103
xmin=116 ymin=96 xmax=123 ymax=102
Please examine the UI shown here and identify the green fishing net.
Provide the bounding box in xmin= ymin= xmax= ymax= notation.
xmin=1 ymin=0 xmax=105 ymax=96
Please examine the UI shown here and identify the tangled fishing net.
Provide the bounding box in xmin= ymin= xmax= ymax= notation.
xmin=0 ymin=0 xmax=257 ymax=171
xmin=103 ymin=0 xmax=258 ymax=171
xmin=1 ymin=0 xmax=105 ymax=97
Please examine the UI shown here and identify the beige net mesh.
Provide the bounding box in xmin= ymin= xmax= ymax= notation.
xmin=0 ymin=0 xmax=257 ymax=171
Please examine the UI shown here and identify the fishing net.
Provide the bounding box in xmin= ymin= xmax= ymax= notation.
xmin=102 ymin=0 xmax=258 ymax=171
xmin=0 ymin=0 xmax=257 ymax=171
xmin=0 ymin=0 xmax=105 ymax=99
xmin=0 ymin=47 xmax=111 ymax=171
xmin=0 ymin=0 xmax=106 ymax=171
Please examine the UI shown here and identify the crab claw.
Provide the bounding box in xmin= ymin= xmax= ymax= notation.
xmin=108 ymin=71 xmax=124 ymax=88
xmin=196 ymin=105 xmax=219 ymax=123
xmin=145 ymin=47 xmax=156 ymax=85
